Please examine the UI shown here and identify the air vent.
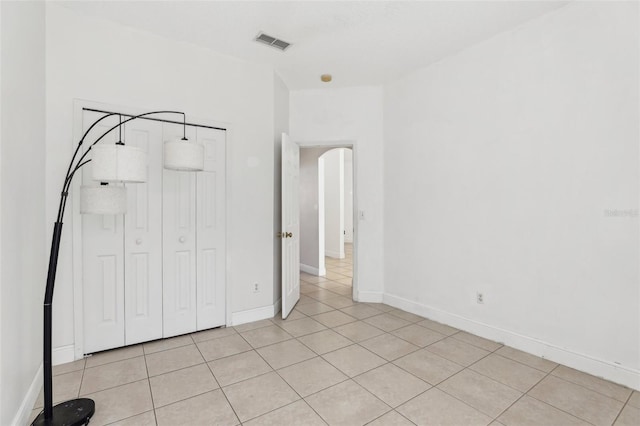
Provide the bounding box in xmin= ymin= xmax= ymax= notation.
xmin=255 ymin=32 xmax=291 ymax=51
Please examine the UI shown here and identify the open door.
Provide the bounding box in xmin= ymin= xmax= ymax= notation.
xmin=281 ymin=133 xmax=300 ymax=318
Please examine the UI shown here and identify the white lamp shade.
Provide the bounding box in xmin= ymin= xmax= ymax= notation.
xmin=164 ymin=139 xmax=204 ymax=171
xmin=91 ymin=144 xmax=147 ymax=183
xmin=80 ymin=185 xmax=127 ymax=215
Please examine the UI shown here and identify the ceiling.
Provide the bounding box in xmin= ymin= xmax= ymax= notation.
xmin=60 ymin=1 xmax=570 ymax=90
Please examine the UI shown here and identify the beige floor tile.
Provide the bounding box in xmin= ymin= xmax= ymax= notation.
xmin=190 ymin=326 xmax=237 ymax=343
xmin=86 ymin=345 xmax=144 ymax=368
xmin=34 ymin=370 xmax=83 ymax=409
xmin=208 ymin=350 xmax=272 ymax=387
xmin=256 ymin=339 xmax=316 ymax=369
xmin=300 ymin=275 xmax=329 ymax=284
xmin=272 ymin=309 xmax=306 ymax=323
xmin=145 ymin=344 xmax=204 ymax=377
xmin=330 ymin=286 xmax=353 ymax=296
xmin=340 ymin=304 xmax=383 ymax=320
xmin=495 ymin=346 xmax=557 ymax=372
xmin=196 ymin=334 xmax=251 ymax=361
xmin=149 ymin=363 xmax=218 ymax=407
xmin=470 ymin=353 xmax=547 ymax=392
xmin=84 ymin=379 xmax=153 ymax=426
xmin=392 ymin=324 xmax=446 ymax=347
xmin=244 ymin=400 xmax=326 ymax=426
xmin=107 ymin=410 xmax=156 ymax=426
xmin=497 ymin=395 xmax=589 ymax=426
xmin=308 ymin=290 xmax=343 ymax=302
xmin=334 ymin=277 xmax=353 ymax=286
xmin=615 ymin=404 xmax=640 ymax=426
xmin=416 ymin=318 xmax=460 ymax=336
xmin=393 ymin=349 xmax=464 ymax=385
xmin=298 ymin=329 xmax=353 ymax=354
xmin=317 ymin=281 xmax=348 ymax=291
xmin=325 ymin=271 xmax=347 ymax=281
xmin=354 ymin=363 xmax=430 ymax=407
xmin=334 ymin=321 xmax=385 ymax=342
xmin=301 ymin=283 xmax=320 ymax=294
xmin=53 ymin=358 xmax=86 ymax=376
xmin=296 ymin=302 xmax=335 ymax=316
xmin=155 ymin=389 xmax=239 ymax=426
xmin=297 ymin=295 xmax=318 ymax=305
xmin=387 ymin=309 xmax=424 ymax=323
xmin=397 ymin=388 xmax=492 ymax=426
xmin=360 ymin=333 xmax=420 ymax=361
xmin=322 ymin=344 xmax=386 ymax=377
xmin=322 ymin=296 xmax=355 ymax=309
xmin=222 ymin=372 xmax=300 ymax=422
xmin=438 ymin=369 xmax=522 ymax=418
xmin=452 ymin=331 xmax=503 ymax=351
xmin=28 ymin=409 xmax=41 ymax=425
xmin=552 ymin=365 xmax=633 ymax=402
xmin=312 ymin=310 xmax=357 ymax=328
xmin=629 ymin=391 xmax=640 ymax=408
xmin=80 ymin=356 xmax=147 ymax=395
xmin=279 ymin=357 xmax=348 ymax=397
xmin=367 ymin=303 xmax=395 ymax=312
xmin=367 ymin=410 xmax=415 ymax=426
xmin=364 ymin=313 xmax=411 ymax=332
xmin=305 ymin=380 xmax=390 ymax=426
xmin=276 ymin=317 xmax=327 ymax=337
xmin=143 ymin=334 xmax=194 ymax=354
xmin=234 ymin=319 xmax=274 ymax=332
xmin=240 ymin=325 xmax=293 ymax=348
xmin=528 ymin=375 xmax=624 ymax=426
xmin=426 ymin=337 xmax=490 ymax=366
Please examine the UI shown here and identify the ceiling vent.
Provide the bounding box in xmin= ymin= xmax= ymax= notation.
xmin=255 ymin=32 xmax=291 ymax=52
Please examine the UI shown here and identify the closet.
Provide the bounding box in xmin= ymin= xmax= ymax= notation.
xmin=81 ymin=110 xmax=226 ymax=354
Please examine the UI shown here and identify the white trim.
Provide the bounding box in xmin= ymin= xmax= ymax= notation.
xmin=231 ymin=300 xmax=280 ymax=326
xmin=356 ymin=291 xmax=384 ymax=303
xmin=52 ymin=344 xmax=75 ymax=366
xmin=383 ymin=292 xmax=640 ymax=391
xmin=300 ymin=263 xmax=326 ymax=276
xmin=325 ymin=249 xmax=344 ymax=259
xmin=273 ymin=298 xmax=282 ymax=317
xmin=12 ymin=363 xmax=42 ymax=426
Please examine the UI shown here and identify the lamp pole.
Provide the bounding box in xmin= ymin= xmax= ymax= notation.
xmin=33 ymin=110 xmax=187 ymax=426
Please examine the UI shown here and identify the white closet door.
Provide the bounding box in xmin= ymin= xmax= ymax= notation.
xmin=124 ymin=120 xmax=163 ymax=345
xmin=196 ymin=127 xmax=226 ymax=330
xmin=82 ymin=112 xmax=125 ymax=353
xmin=163 ymin=124 xmax=197 ymax=337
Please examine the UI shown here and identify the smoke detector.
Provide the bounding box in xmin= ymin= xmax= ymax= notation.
xmin=255 ymin=32 xmax=291 ymax=52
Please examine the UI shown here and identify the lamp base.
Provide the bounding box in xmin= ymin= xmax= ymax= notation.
xmin=32 ymin=398 xmax=95 ymax=426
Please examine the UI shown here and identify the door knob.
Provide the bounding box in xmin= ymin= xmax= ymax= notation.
xmin=286 ymin=232 xmax=293 ymax=238
xmin=179 ymin=236 xmax=186 ymax=243
xmin=277 ymin=232 xmax=283 ymax=238
xmin=135 ymin=238 xmax=142 ymax=245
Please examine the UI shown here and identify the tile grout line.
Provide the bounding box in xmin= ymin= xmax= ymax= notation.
xmin=610 ymin=390 xmax=635 ymax=425
xmin=140 ymin=353 xmax=158 ymax=426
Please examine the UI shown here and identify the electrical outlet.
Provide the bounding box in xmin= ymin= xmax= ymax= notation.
xmin=476 ymin=292 xmax=484 ymax=304
xmin=253 ymin=283 xmax=259 ymax=293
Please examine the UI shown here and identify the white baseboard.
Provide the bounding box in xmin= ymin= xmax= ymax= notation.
xmin=325 ymin=250 xmax=344 ymax=259
xmin=356 ymin=291 xmax=384 ymax=303
xmin=53 ymin=344 xmax=75 ymax=366
xmin=231 ymin=299 xmax=280 ymax=326
xmin=383 ymin=292 xmax=640 ymax=391
xmin=300 ymin=263 xmax=326 ymax=276
xmin=12 ymin=363 xmax=42 ymax=426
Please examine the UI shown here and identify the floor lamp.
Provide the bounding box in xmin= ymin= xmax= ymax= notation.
xmin=32 ymin=110 xmax=205 ymax=426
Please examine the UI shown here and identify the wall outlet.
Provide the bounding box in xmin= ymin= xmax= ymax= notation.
xmin=476 ymin=292 xmax=484 ymax=304
xmin=253 ymin=283 xmax=259 ymax=293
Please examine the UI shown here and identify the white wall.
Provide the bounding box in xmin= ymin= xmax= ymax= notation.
xmin=384 ymin=1 xmax=639 ymax=388
xmin=290 ymin=87 xmax=385 ymax=301
xmin=0 ymin=1 xmax=46 ymax=424
xmin=273 ymin=73 xmax=289 ymax=309
xmin=46 ymin=4 xmax=276 ymax=355
xmin=323 ymin=149 xmax=345 ymax=259
xmin=344 ymin=149 xmax=354 ymax=243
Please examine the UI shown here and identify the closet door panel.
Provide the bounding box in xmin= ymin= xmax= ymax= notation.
xmin=124 ymin=121 xmax=163 ymax=345
xmin=196 ymin=128 xmax=226 ymax=330
xmin=163 ymin=124 xmax=197 ymax=337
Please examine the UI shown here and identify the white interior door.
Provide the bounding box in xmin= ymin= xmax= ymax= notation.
xmin=281 ymin=133 xmax=300 ymax=318
xmin=124 ymin=120 xmax=163 ymax=345
xmin=162 ymin=124 xmax=198 ymax=337
xmin=196 ymin=127 xmax=226 ymax=330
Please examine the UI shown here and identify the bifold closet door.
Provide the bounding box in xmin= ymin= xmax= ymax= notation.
xmin=82 ymin=111 xmax=125 ymax=353
xmin=123 ymin=121 xmax=163 ymax=345
xmin=163 ymin=124 xmax=198 ymax=337
xmin=196 ymin=127 xmax=226 ymax=330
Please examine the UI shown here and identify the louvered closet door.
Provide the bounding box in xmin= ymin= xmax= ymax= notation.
xmin=82 ymin=111 xmax=126 ymax=353
xmin=196 ymin=127 xmax=226 ymax=330
xmin=124 ymin=120 xmax=163 ymax=345
xmin=163 ymin=124 xmax=198 ymax=337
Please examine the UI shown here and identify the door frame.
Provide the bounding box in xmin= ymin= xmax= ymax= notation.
xmin=71 ymin=99 xmax=232 ymax=360
xmin=297 ymin=139 xmax=359 ymax=301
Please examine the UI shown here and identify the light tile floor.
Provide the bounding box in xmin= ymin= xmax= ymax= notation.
xmin=31 ymin=245 xmax=638 ymax=425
